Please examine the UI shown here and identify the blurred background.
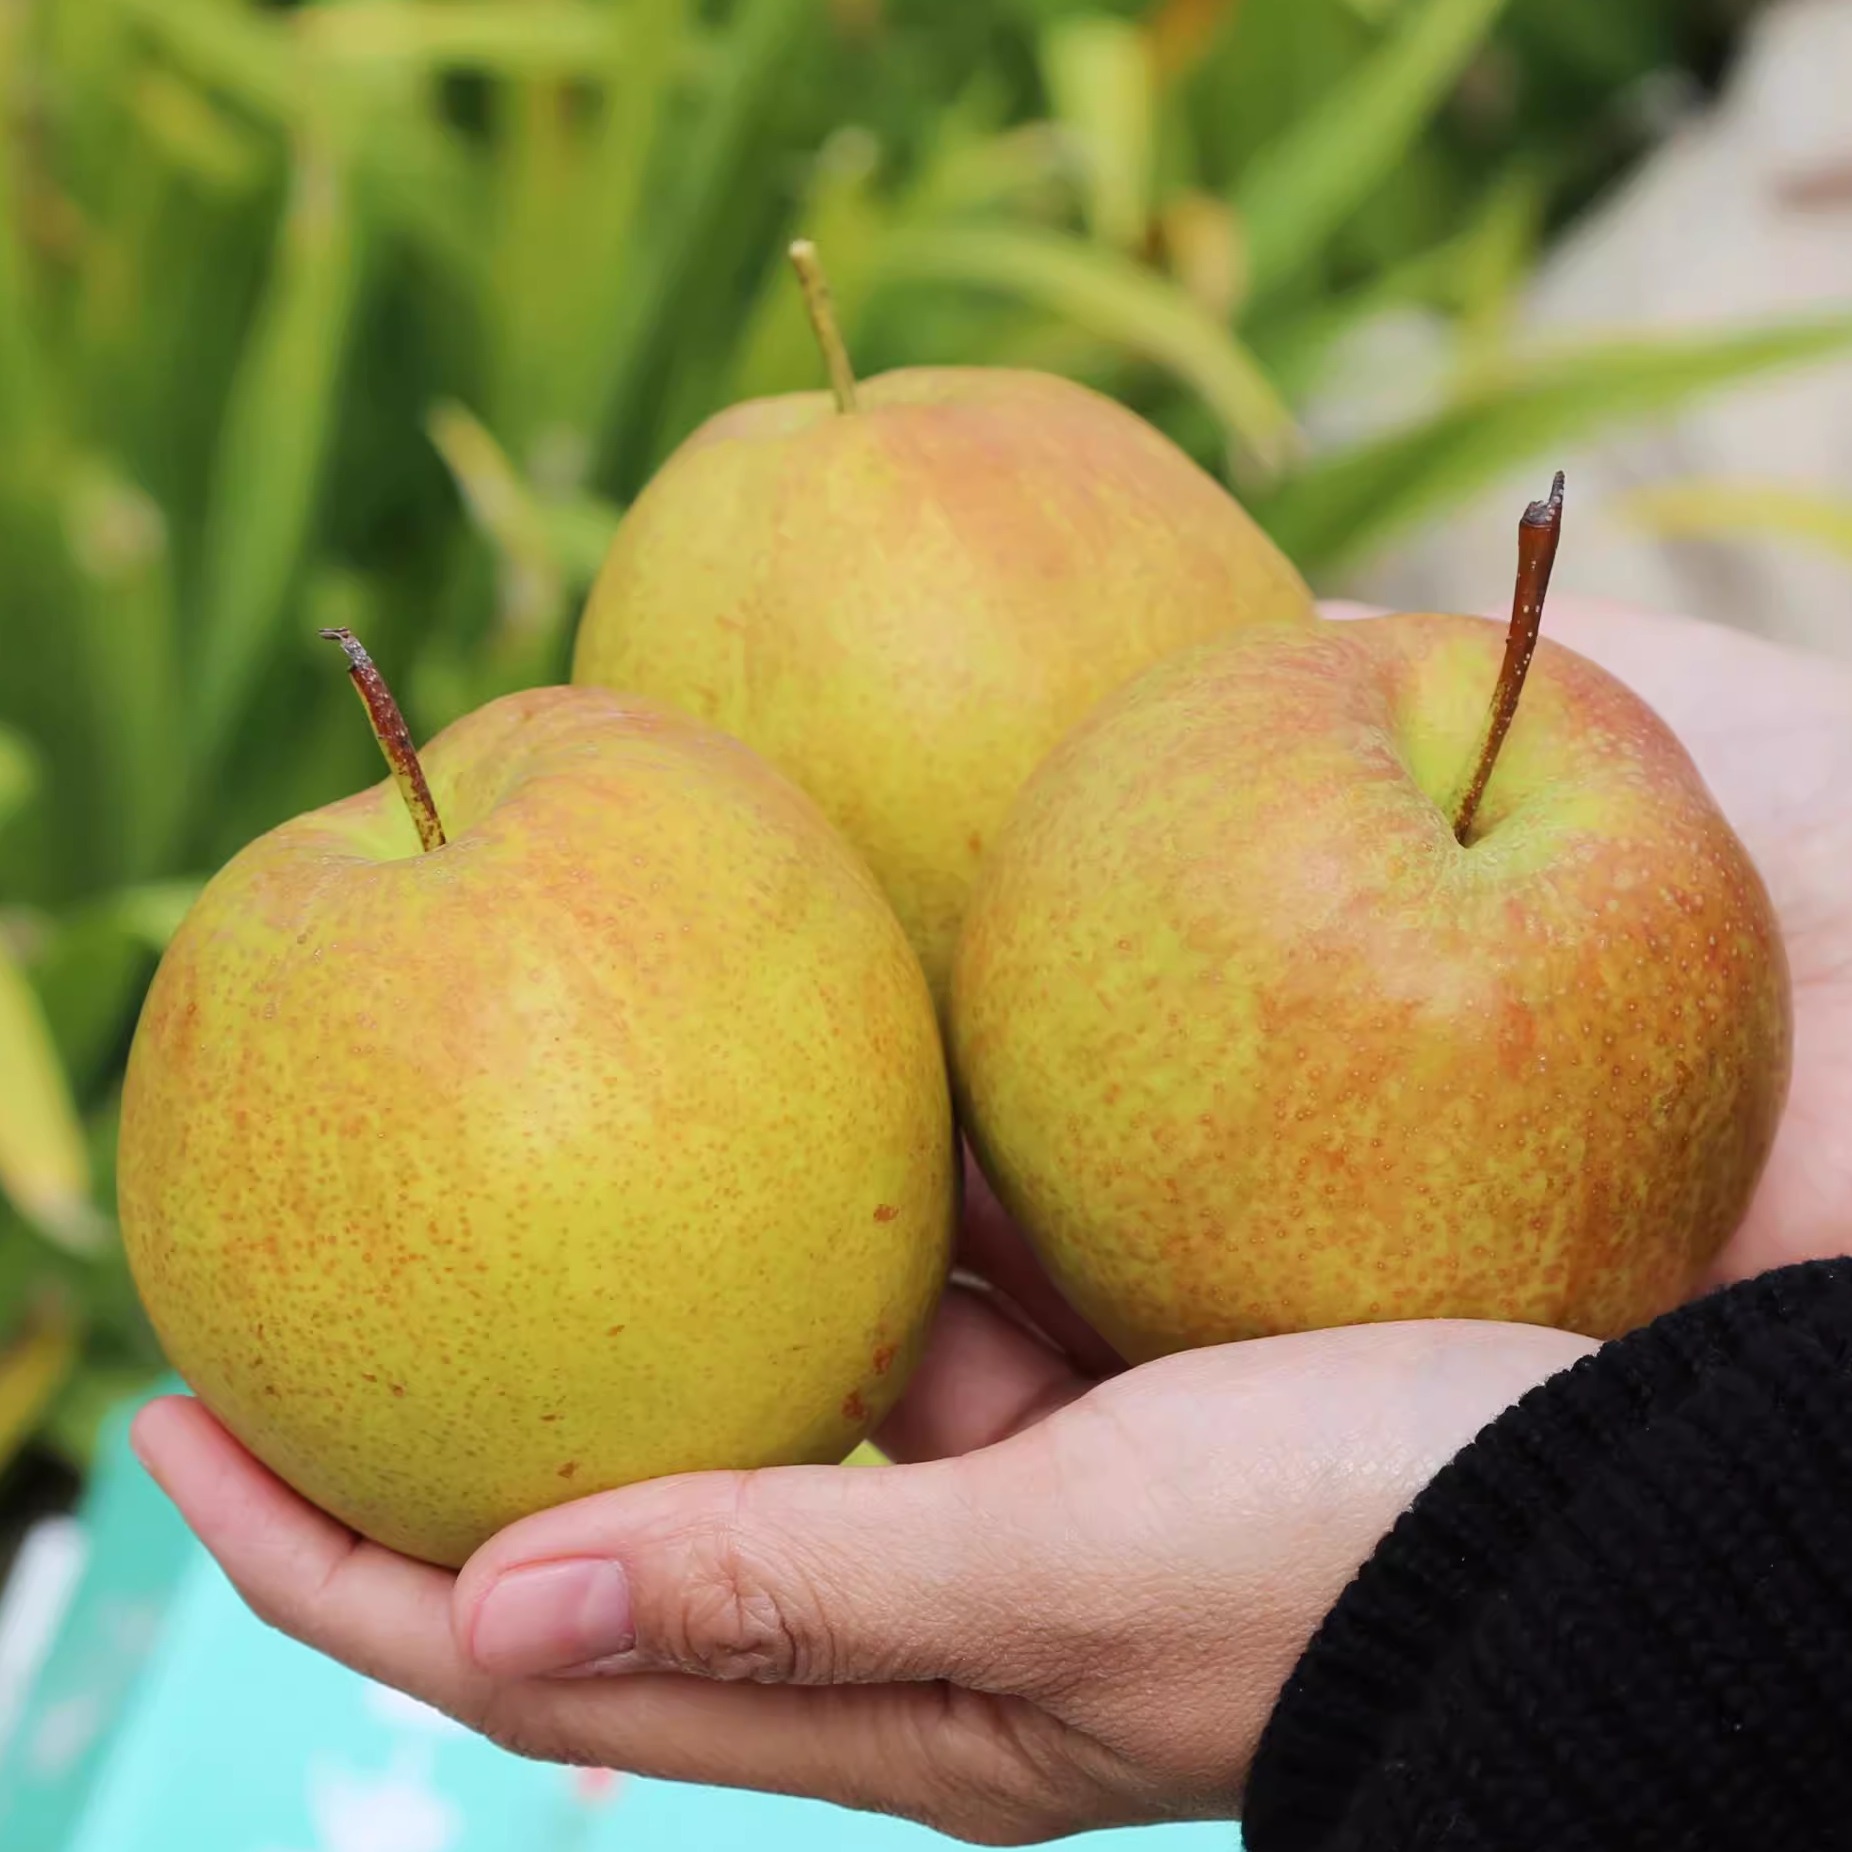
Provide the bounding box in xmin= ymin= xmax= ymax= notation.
xmin=2 ymin=0 xmax=1851 ymax=1662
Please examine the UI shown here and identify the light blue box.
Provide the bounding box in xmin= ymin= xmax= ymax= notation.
xmin=0 ymin=1396 xmax=1240 ymax=1851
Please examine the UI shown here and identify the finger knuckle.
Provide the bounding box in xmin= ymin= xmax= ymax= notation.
xmin=668 ymin=1488 xmax=824 ymax=1682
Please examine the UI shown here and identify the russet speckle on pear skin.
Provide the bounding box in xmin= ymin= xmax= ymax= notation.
xmin=118 ymin=686 xmax=957 ymax=1568
xmin=951 ymin=615 xmax=1792 ymax=1359
xmin=571 ymin=367 xmax=1314 ymax=1008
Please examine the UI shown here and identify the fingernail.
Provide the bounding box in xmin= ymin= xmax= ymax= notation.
xmin=470 ymin=1559 xmax=633 ymax=1676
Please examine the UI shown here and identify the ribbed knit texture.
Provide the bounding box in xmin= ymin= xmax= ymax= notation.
xmin=1244 ymin=1259 xmax=1852 ymax=1851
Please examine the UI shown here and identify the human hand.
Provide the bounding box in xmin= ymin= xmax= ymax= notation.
xmin=135 ymin=1316 xmax=1592 ymax=1839
xmin=133 ymin=600 xmax=1852 ymax=1841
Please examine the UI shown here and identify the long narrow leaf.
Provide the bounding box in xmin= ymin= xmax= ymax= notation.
xmin=114 ymin=0 xmax=299 ymax=124
xmin=0 ymin=4 xmax=47 ymax=444
xmin=430 ymin=403 xmax=620 ymax=587
xmin=191 ymin=139 xmax=364 ymax=778
xmin=297 ymin=3 xmax=630 ymax=79
xmin=1041 ymin=14 xmax=1155 ymax=252
xmin=597 ymin=0 xmax=816 ymax=476
xmin=0 ymin=941 xmax=103 ymax=1257
xmin=0 ymin=1303 xmax=78 ymax=1478
xmin=878 ymin=224 xmax=1300 ymax=474
xmin=61 ymin=459 xmax=180 ymax=881
xmin=1621 ymin=479 xmax=1852 ymax=563
xmin=568 ymin=0 xmax=691 ymax=455
xmin=0 ymin=727 xmax=36 ymax=834
xmin=1253 ymin=318 xmax=1852 ymax=572
xmin=1235 ymin=0 xmax=1510 ymax=300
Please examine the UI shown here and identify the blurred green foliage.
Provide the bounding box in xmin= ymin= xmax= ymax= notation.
xmin=0 ymin=0 xmax=1838 ymax=1510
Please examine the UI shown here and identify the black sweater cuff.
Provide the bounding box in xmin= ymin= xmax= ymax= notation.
xmin=1244 ymin=1258 xmax=1852 ymax=1852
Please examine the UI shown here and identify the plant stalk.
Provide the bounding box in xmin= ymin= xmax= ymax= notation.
xmin=1447 ymin=471 xmax=1565 ymax=844
xmin=320 ymin=628 xmax=447 ymax=852
xmin=788 ymin=238 xmax=858 ymax=414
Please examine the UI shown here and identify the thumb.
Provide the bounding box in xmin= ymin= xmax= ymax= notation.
xmin=452 ymin=1453 xmax=1046 ymax=1690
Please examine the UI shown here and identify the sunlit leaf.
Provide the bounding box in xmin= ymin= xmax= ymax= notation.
xmin=1041 ymin=13 xmax=1155 ymax=251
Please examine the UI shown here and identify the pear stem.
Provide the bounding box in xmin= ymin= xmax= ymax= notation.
xmin=320 ymin=628 xmax=447 ymax=853
xmin=1446 ymin=471 xmax=1565 ymax=845
xmin=788 ymin=238 xmax=858 ymax=414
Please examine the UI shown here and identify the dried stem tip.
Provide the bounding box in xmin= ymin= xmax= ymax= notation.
xmin=1447 ymin=472 xmax=1566 ymax=846
xmin=320 ymin=628 xmax=447 ymax=853
xmin=788 ymin=238 xmax=859 ymax=415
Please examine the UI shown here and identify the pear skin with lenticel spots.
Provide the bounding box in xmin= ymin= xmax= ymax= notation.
xmin=951 ymin=608 xmax=1791 ymax=1359
xmin=118 ymin=683 xmax=956 ymax=1568
xmin=571 ymin=362 xmax=1314 ymax=1013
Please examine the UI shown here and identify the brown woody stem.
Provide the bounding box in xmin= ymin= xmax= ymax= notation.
xmin=1447 ymin=471 xmax=1565 ymax=845
xmin=320 ymin=628 xmax=447 ymax=853
xmin=788 ymin=239 xmax=858 ymax=414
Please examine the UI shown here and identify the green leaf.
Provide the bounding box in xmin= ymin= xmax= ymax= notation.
xmin=105 ymin=881 xmax=201 ymax=955
xmin=296 ymin=3 xmax=629 ymax=79
xmin=60 ymin=456 xmax=181 ymax=881
xmin=553 ymin=0 xmax=693 ymax=455
xmin=596 ymin=0 xmax=818 ymax=476
xmin=877 ymin=224 xmax=1300 ymax=474
xmin=1253 ymin=317 xmax=1852 ymax=573
xmin=114 ymin=0 xmax=300 ymax=125
xmin=1040 ymin=13 xmax=1155 ymax=251
xmin=128 ymin=66 xmax=270 ymax=195
xmin=191 ymin=138 xmax=365 ymax=781
xmin=0 ymin=726 xmax=37 ymax=835
xmin=1235 ymin=0 xmax=1510 ymax=300
xmin=727 ymin=129 xmax=885 ymax=405
xmin=0 ymin=1302 xmax=79 ymax=1478
xmin=0 ymin=3 xmax=49 ymax=446
xmin=38 ymin=1357 xmax=163 ymax=1470
xmin=0 ymin=940 xmax=104 ymax=1258
xmin=427 ymin=403 xmax=619 ymax=704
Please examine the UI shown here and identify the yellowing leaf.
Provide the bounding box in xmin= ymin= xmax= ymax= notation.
xmin=1620 ymin=479 xmax=1852 ymax=562
xmin=0 ymin=1303 xmax=78 ymax=1476
xmin=0 ymin=943 xmax=104 ymax=1256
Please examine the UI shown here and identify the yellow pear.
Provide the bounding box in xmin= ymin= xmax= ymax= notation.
xmin=118 ymin=636 xmax=956 ymax=1566
xmin=572 ymin=243 xmax=1314 ymax=1004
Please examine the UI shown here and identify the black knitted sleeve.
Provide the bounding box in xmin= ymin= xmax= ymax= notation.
xmin=1242 ymin=1258 xmax=1852 ymax=1852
